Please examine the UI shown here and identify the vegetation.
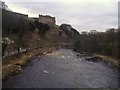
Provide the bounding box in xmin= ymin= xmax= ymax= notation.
xmin=59 ymin=23 xmax=119 ymax=66
xmin=2 ymin=8 xmax=50 ymax=56
xmin=34 ymin=20 xmax=49 ymax=36
xmin=59 ymin=24 xmax=80 ymax=38
xmin=74 ymin=29 xmax=119 ymax=60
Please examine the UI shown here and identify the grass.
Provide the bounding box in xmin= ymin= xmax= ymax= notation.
xmin=2 ymin=52 xmax=33 ymax=79
xmin=94 ymin=54 xmax=119 ymax=68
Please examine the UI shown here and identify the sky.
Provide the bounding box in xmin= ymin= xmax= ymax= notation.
xmin=2 ymin=0 xmax=119 ymax=32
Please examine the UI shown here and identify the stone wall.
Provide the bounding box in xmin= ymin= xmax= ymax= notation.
xmin=39 ymin=14 xmax=56 ymax=28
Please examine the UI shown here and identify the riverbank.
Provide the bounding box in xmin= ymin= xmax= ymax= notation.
xmin=3 ymin=49 xmax=118 ymax=88
xmin=2 ymin=45 xmax=60 ymax=80
xmin=74 ymin=49 xmax=119 ymax=69
xmin=93 ymin=54 xmax=119 ymax=68
xmin=3 ymin=46 xmax=119 ymax=80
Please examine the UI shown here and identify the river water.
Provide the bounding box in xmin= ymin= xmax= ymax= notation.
xmin=3 ymin=49 xmax=119 ymax=88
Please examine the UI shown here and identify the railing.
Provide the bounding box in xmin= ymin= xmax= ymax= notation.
xmin=3 ymin=46 xmax=43 ymax=59
xmin=2 ymin=43 xmax=73 ymax=59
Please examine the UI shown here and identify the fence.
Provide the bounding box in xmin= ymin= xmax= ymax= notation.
xmin=2 ymin=43 xmax=73 ymax=59
xmin=2 ymin=46 xmax=43 ymax=59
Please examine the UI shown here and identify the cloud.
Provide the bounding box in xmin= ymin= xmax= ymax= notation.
xmin=3 ymin=0 xmax=118 ymax=32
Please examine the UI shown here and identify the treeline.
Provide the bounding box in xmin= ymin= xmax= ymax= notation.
xmin=74 ymin=29 xmax=119 ymax=59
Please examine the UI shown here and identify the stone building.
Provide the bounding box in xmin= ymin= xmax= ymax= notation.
xmin=38 ymin=14 xmax=56 ymax=28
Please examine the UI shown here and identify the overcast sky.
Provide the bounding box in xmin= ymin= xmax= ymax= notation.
xmin=3 ymin=0 xmax=118 ymax=32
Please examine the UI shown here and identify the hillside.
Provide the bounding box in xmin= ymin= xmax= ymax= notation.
xmin=2 ymin=9 xmax=70 ymax=56
xmin=2 ymin=8 xmax=74 ymax=79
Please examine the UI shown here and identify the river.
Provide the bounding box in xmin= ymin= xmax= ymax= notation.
xmin=2 ymin=49 xmax=118 ymax=88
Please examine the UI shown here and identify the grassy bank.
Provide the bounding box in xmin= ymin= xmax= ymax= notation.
xmin=2 ymin=46 xmax=59 ymax=80
xmin=94 ymin=54 xmax=119 ymax=68
xmin=74 ymin=49 xmax=119 ymax=68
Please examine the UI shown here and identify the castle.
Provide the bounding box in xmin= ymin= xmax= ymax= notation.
xmin=10 ymin=12 xmax=57 ymax=28
xmin=38 ymin=14 xmax=56 ymax=28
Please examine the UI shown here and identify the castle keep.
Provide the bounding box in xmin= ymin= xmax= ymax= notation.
xmin=38 ymin=14 xmax=56 ymax=28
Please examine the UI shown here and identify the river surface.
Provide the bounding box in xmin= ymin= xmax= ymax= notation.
xmin=3 ymin=49 xmax=119 ymax=88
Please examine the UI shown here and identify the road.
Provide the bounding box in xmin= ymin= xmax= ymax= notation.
xmin=3 ymin=49 xmax=118 ymax=88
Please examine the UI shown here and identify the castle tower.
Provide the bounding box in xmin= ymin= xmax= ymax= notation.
xmin=39 ymin=14 xmax=56 ymax=28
